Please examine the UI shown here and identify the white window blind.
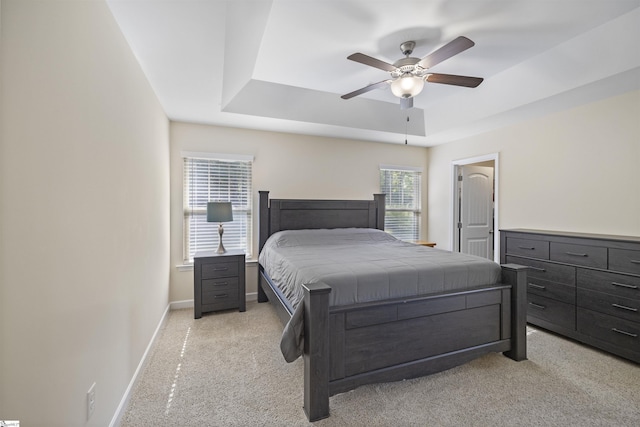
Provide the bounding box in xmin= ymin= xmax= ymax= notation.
xmin=183 ymin=155 xmax=253 ymax=262
xmin=380 ymin=166 xmax=422 ymax=241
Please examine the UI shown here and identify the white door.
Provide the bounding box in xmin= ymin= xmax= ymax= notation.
xmin=458 ymin=165 xmax=494 ymax=259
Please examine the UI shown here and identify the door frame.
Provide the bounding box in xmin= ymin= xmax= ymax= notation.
xmin=450 ymin=153 xmax=500 ymax=263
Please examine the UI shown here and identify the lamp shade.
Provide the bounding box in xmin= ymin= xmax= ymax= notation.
xmin=390 ymin=74 xmax=424 ymax=98
xmin=207 ymin=202 xmax=233 ymax=223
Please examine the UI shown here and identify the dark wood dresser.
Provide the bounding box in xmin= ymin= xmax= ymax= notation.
xmin=194 ymin=249 xmax=246 ymax=319
xmin=500 ymin=229 xmax=640 ymax=363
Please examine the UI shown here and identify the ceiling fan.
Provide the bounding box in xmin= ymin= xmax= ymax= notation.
xmin=341 ymin=36 xmax=483 ymax=109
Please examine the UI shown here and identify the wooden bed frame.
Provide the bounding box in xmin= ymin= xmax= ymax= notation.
xmin=257 ymin=191 xmax=527 ymax=421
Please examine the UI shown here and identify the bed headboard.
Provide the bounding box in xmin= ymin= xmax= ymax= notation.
xmin=258 ymin=191 xmax=386 ymax=252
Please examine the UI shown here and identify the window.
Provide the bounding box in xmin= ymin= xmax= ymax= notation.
xmin=379 ymin=165 xmax=422 ymax=241
xmin=183 ymin=153 xmax=253 ymax=263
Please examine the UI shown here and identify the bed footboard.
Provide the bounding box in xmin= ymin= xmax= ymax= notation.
xmin=301 ymin=264 xmax=528 ymax=422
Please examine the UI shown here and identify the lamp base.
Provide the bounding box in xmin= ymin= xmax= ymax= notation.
xmin=217 ymin=223 xmax=227 ymax=254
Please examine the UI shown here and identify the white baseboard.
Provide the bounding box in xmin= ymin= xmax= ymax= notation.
xmin=170 ymin=299 xmax=194 ymax=310
xmin=109 ymin=304 xmax=171 ymax=427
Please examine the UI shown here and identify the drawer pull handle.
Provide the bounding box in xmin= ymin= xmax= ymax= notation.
xmin=213 ymin=282 xmax=228 ymax=287
xmin=565 ymin=251 xmax=588 ymax=257
xmin=213 ymin=294 xmax=228 ymax=299
xmin=213 ymin=267 xmax=229 ymax=271
xmin=612 ymin=303 xmax=638 ymax=312
xmin=528 ymin=283 xmax=546 ymax=290
xmin=518 ymin=246 xmax=535 ymax=250
xmin=611 ymin=282 xmax=639 ymax=290
xmin=630 ymin=259 xmax=640 ymax=265
xmin=529 ymin=302 xmax=546 ymax=310
xmin=612 ymin=328 xmax=638 ymax=338
xmin=528 ymin=266 xmax=546 ymax=272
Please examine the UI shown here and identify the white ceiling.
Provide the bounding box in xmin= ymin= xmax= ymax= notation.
xmin=106 ymin=0 xmax=640 ymax=147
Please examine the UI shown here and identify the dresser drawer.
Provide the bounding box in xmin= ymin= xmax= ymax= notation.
xmin=577 ymin=268 xmax=640 ymax=300
xmin=506 ymin=237 xmax=549 ymax=259
xmin=609 ymin=248 xmax=640 ymax=275
xmin=527 ymin=294 xmax=575 ymax=330
xmin=506 ymin=256 xmax=575 ymax=285
xmin=550 ymin=242 xmax=607 ymax=269
xmin=577 ymin=289 xmax=639 ymax=323
xmin=201 ymin=261 xmax=239 ymax=279
xmin=578 ymin=308 xmax=639 ymax=352
xmin=527 ymin=280 xmax=575 ymax=305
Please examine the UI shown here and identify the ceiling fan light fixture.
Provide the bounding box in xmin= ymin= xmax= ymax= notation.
xmin=390 ymin=74 xmax=424 ymax=98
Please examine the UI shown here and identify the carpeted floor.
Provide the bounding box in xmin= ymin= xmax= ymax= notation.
xmin=120 ymin=302 xmax=639 ymax=426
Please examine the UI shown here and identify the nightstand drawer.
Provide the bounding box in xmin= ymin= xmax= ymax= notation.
xmin=578 ymin=289 xmax=640 ymax=323
xmin=578 ymin=308 xmax=639 ymax=352
xmin=550 ymin=242 xmax=607 ymax=269
xmin=527 ymin=294 xmax=575 ymax=330
xmin=609 ymin=248 xmax=640 ymax=275
xmin=506 ymin=237 xmax=549 ymax=259
xmin=202 ymin=277 xmax=239 ymax=294
xmin=577 ymin=268 xmax=640 ymax=300
xmin=202 ymin=289 xmax=239 ymax=306
xmin=201 ymin=261 xmax=239 ymax=279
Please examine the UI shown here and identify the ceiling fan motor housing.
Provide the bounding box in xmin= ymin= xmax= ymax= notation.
xmin=391 ymin=57 xmax=425 ymax=78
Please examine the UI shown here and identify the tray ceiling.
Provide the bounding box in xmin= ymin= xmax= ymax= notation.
xmin=107 ymin=0 xmax=640 ymax=146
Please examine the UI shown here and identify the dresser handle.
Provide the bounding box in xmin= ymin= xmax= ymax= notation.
xmin=518 ymin=246 xmax=535 ymax=250
xmin=565 ymin=251 xmax=588 ymax=257
xmin=630 ymin=259 xmax=640 ymax=265
xmin=528 ymin=266 xmax=546 ymax=272
xmin=528 ymin=283 xmax=546 ymax=290
xmin=611 ymin=282 xmax=639 ymax=290
xmin=529 ymin=302 xmax=546 ymax=310
xmin=213 ymin=266 xmax=229 ymax=271
xmin=213 ymin=281 xmax=228 ymax=287
xmin=213 ymin=294 xmax=228 ymax=299
xmin=612 ymin=328 xmax=638 ymax=338
xmin=612 ymin=303 xmax=638 ymax=312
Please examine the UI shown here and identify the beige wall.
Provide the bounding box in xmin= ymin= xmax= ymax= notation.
xmin=0 ymin=1 xmax=170 ymax=426
xmin=170 ymin=122 xmax=429 ymax=302
xmin=427 ymin=90 xmax=640 ymax=251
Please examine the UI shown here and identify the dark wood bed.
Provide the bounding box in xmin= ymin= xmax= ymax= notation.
xmin=257 ymin=191 xmax=527 ymax=421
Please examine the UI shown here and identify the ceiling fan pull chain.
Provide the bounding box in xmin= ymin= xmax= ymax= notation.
xmin=405 ymin=116 xmax=409 ymax=145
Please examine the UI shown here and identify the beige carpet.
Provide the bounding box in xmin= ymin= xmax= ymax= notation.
xmin=120 ymin=302 xmax=639 ymax=426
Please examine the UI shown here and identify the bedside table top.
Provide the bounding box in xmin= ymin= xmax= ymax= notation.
xmin=194 ymin=249 xmax=245 ymax=259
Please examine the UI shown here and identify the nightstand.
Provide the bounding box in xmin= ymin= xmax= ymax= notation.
xmin=193 ymin=249 xmax=246 ymax=319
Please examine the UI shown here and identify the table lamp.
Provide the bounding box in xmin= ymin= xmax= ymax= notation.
xmin=207 ymin=202 xmax=233 ymax=254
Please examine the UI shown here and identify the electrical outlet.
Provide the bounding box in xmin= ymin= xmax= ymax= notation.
xmin=87 ymin=382 xmax=96 ymax=420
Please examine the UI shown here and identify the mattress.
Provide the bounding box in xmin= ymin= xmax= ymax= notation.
xmin=259 ymin=228 xmax=502 ymax=361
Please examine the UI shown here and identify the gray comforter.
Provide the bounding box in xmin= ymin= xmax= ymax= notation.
xmin=258 ymin=228 xmax=502 ymax=361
